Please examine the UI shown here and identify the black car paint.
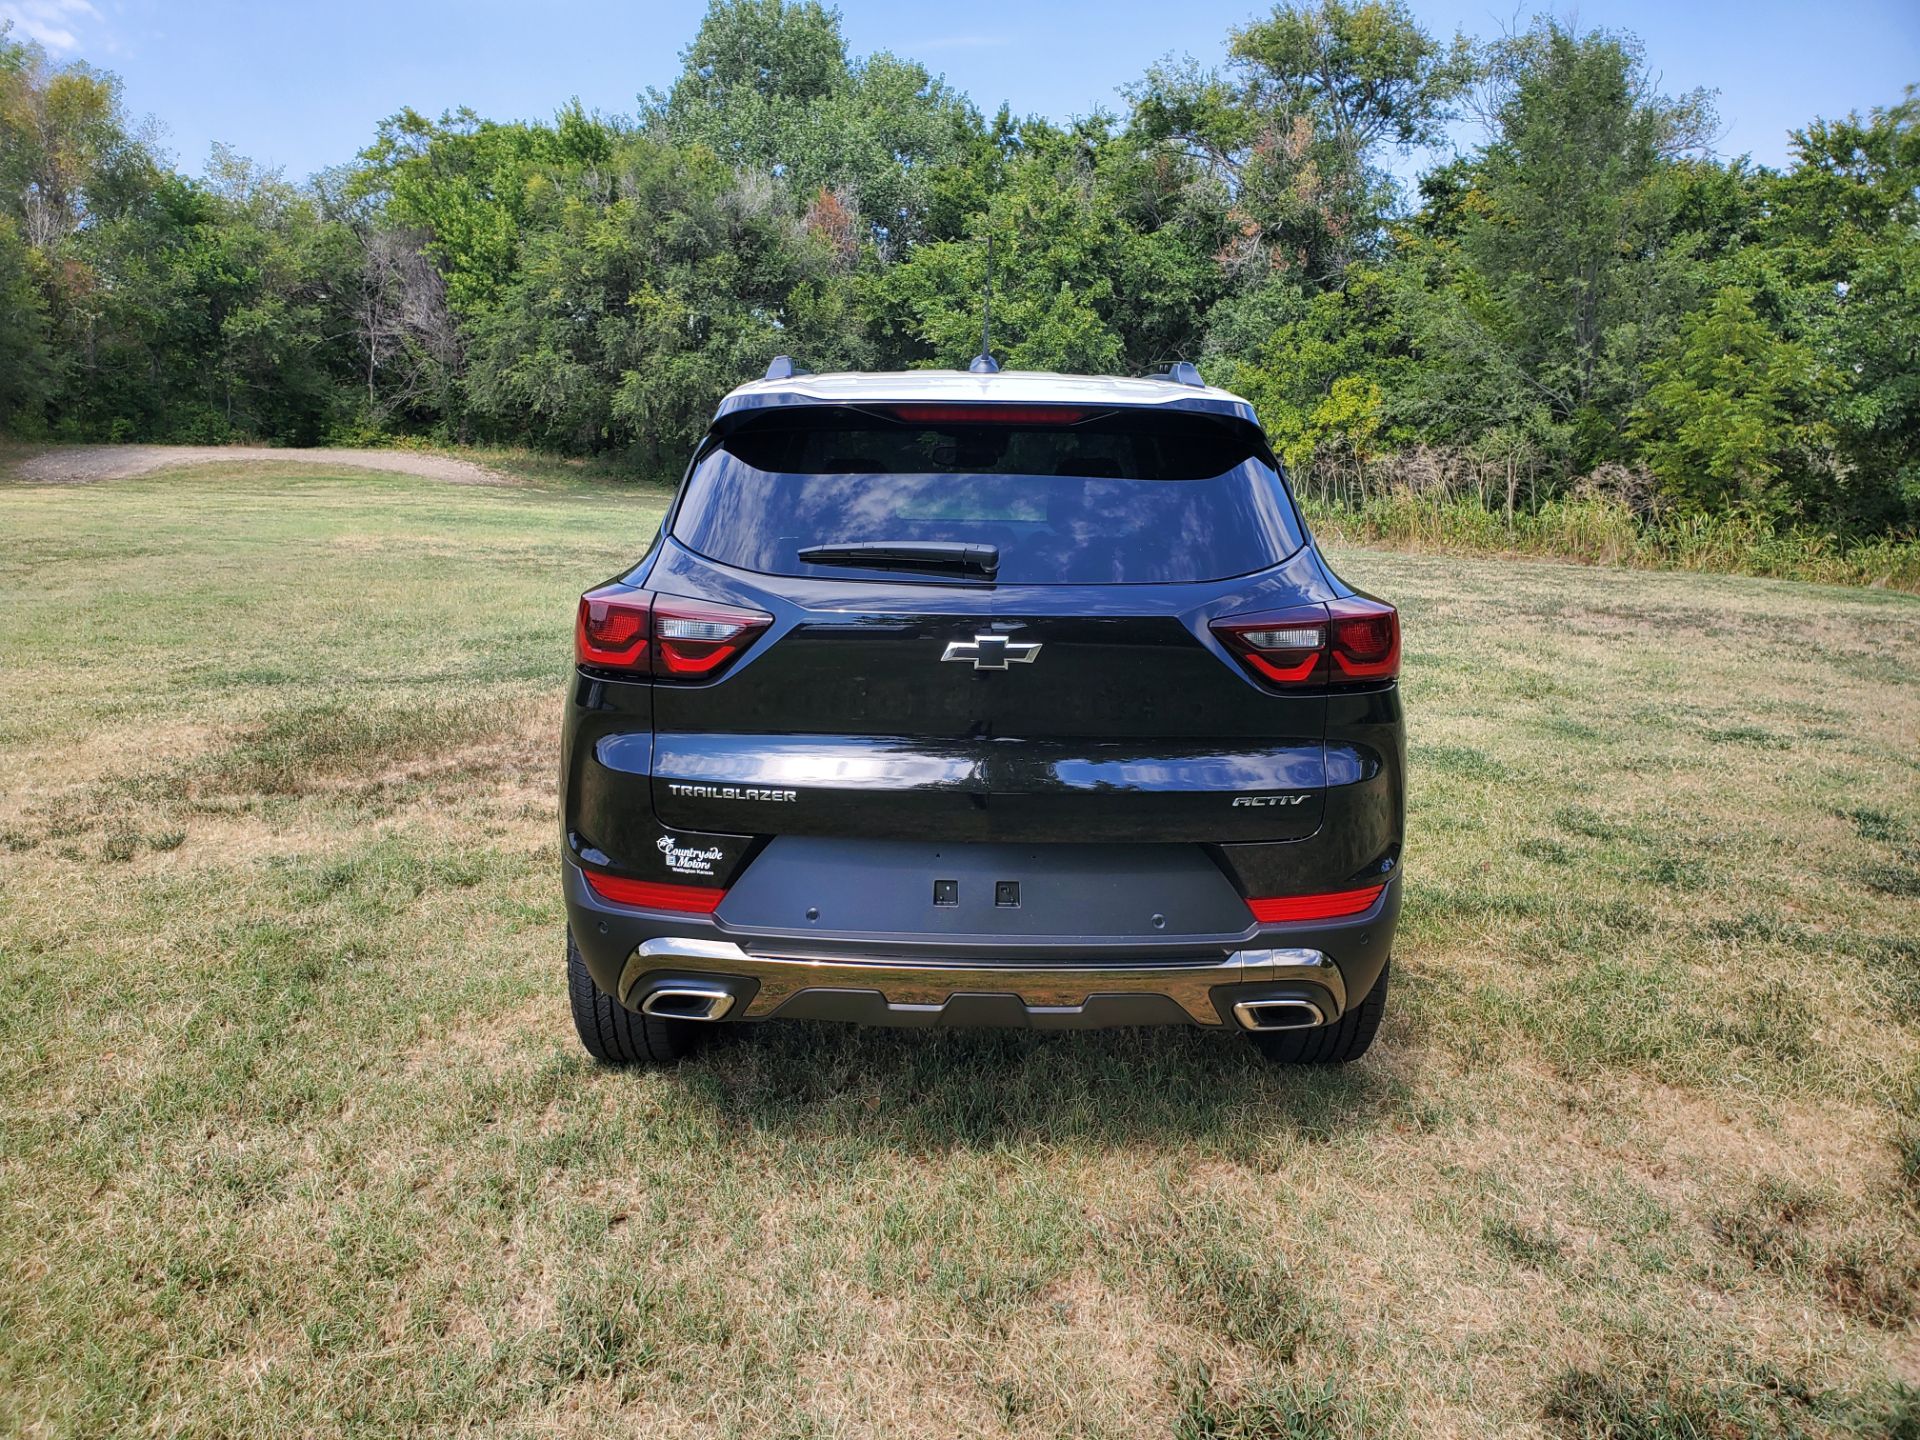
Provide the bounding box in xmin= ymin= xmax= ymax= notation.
xmin=560 ymin=403 xmax=1405 ymax=1032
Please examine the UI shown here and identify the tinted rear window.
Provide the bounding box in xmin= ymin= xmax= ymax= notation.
xmin=671 ymin=407 xmax=1304 ymax=584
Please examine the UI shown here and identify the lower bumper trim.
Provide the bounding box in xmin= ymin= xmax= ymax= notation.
xmin=615 ymin=937 xmax=1345 ymax=1027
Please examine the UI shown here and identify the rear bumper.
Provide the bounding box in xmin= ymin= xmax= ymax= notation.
xmin=617 ymin=934 xmax=1347 ymax=1028
xmin=565 ymin=857 xmax=1398 ymax=1031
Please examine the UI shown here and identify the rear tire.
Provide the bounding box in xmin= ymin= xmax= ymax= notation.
xmin=567 ymin=927 xmax=707 ymax=1065
xmin=1247 ymin=959 xmax=1389 ymax=1064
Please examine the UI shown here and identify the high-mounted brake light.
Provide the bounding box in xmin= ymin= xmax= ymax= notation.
xmin=575 ymin=586 xmax=771 ymax=680
xmin=881 ymin=405 xmax=1090 ymax=426
xmin=582 ymin=868 xmax=726 ymax=913
xmin=1246 ymin=884 xmax=1385 ymax=924
xmin=1211 ymin=597 xmax=1398 ymax=688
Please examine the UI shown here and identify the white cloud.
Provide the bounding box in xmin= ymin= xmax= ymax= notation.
xmin=1 ymin=0 xmax=102 ymax=52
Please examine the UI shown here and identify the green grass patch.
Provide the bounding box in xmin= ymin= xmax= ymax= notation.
xmin=0 ymin=464 xmax=1915 ymax=1436
xmin=214 ymin=700 xmax=510 ymax=795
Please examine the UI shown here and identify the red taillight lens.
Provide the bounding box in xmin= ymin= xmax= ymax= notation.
xmin=577 ymin=587 xmax=651 ymax=670
xmin=581 ymin=869 xmax=727 ymax=913
xmin=1211 ymin=597 xmax=1399 ymax=688
xmin=1246 ymin=884 xmax=1385 ymax=923
xmin=575 ymin=587 xmax=771 ymax=680
xmin=1211 ymin=606 xmax=1330 ymax=686
xmin=652 ymin=594 xmax=773 ymax=677
xmin=1328 ymin=597 xmax=1400 ymax=681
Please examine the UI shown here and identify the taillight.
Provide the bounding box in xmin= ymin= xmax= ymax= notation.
xmin=581 ymin=868 xmax=726 ymax=913
xmin=1327 ymin=596 xmax=1400 ymax=681
xmin=575 ymin=586 xmax=771 ymax=681
xmin=1246 ymin=884 xmax=1385 ymax=923
xmin=577 ymin=587 xmax=651 ymax=669
xmin=1213 ymin=608 xmax=1329 ymax=684
xmin=652 ymin=595 xmax=773 ymax=677
xmin=1211 ymin=597 xmax=1398 ymax=688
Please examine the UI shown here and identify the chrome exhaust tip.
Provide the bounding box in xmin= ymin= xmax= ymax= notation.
xmin=639 ymin=986 xmax=736 ymax=1022
xmin=1232 ymin=998 xmax=1325 ymax=1032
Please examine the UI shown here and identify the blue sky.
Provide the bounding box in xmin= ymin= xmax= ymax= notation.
xmin=4 ymin=0 xmax=1914 ymax=184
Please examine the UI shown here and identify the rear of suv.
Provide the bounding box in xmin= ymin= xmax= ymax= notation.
xmin=561 ymin=362 xmax=1404 ymax=1065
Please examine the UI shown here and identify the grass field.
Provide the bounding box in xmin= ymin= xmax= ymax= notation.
xmin=1 ymin=461 xmax=1917 ymax=1439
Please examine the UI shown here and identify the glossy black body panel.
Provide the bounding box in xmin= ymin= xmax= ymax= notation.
xmin=600 ymin=540 xmax=1337 ymax=844
xmin=558 ymin=403 xmax=1405 ymax=1031
xmin=717 ymin=837 xmax=1255 ymax=940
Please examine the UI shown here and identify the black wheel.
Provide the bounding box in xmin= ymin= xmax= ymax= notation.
xmin=567 ymin=927 xmax=708 ymax=1065
xmin=1247 ymin=959 xmax=1390 ymax=1064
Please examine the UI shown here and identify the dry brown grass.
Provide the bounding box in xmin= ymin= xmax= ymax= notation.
xmin=1 ymin=466 xmax=1916 ymax=1438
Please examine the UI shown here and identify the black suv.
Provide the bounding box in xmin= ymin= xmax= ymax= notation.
xmin=561 ymin=362 xmax=1403 ymax=1064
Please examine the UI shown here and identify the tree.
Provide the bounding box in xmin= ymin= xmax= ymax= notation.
xmin=1130 ymin=0 xmax=1473 ymax=281
xmin=650 ymin=0 xmax=979 ymax=256
xmin=0 ymin=215 xmax=53 ymax=431
xmin=1398 ymin=20 xmax=1721 ymax=472
xmin=1203 ymin=268 xmax=1400 ymax=472
xmin=0 ymin=7 xmax=1913 ymax=531
xmin=0 ymin=25 xmax=156 ymax=251
xmin=876 ymin=118 xmax=1218 ymax=374
xmin=1738 ymin=89 xmax=1920 ymax=527
xmin=1630 ymin=287 xmax=1837 ymax=515
xmin=460 ymin=131 xmax=832 ymax=461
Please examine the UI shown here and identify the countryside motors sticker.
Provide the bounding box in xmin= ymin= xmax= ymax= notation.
xmin=656 ymin=833 xmax=726 ymax=877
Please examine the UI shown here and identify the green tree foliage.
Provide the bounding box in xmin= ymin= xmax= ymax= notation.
xmin=0 ymin=215 xmax=53 ymax=431
xmin=1203 ymin=272 xmax=1398 ymax=472
xmin=651 ymin=0 xmax=979 ymax=254
xmin=1735 ymin=91 xmax=1920 ymax=526
xmin=0 ymin=7 xmax=1912 ymax=537
xmin=2 ymin=25 xmax=362 ymax=442
xmin=1127 ymin=2 xmax=1474 ymax=477
xmin=1630 ymin=287 xmax=1837 ymax=514
xmin=461 ymin=131 xmax=845 ymax=462
xmin=1131 ymin=0 xmax=1472 ymax=282
xmin=1407 ymin=22 xmax=1722 ymax=463
xmin=878 ymin=118 xmax=1220 ymax=373
xmin=0 ymin=27 xmax=155 ymax=251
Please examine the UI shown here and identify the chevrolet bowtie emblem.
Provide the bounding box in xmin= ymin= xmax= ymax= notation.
xmin=941 ymin=634 xmax=1042 ymax=671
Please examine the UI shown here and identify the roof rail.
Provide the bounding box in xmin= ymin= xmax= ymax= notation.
xmin=763 ymin=355 xmax=809 ymax=381
xmin=1144 ymin=361 xmax=1205 ymax=389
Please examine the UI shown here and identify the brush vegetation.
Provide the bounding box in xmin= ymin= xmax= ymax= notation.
xmin=1303 ymin=495 xmax=1920 ymax=592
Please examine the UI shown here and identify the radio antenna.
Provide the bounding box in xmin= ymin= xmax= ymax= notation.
xmin=969 ymin=233 xmax=999 ymax=374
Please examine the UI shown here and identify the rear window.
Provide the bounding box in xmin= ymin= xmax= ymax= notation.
xmin=671 ymin=406 xmax=1305 ymax=585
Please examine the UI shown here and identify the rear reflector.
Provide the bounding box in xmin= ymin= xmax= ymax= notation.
xmin=1246 ymin=884 xmax=1385 ymax=923
xmin=581 ymin=870 xmax=727 ymax=913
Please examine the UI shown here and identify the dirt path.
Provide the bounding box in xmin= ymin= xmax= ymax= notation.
xmin=10 ymin=445 xmax=508 ymax=486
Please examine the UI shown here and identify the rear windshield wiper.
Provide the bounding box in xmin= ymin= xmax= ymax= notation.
xmin=796 ymin=541 xmax=999 ymax=578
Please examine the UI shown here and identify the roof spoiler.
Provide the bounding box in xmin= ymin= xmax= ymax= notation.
xmin=1142 ymin=361 xmax=1205 ymax=389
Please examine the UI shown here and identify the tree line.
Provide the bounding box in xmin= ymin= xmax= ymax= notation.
xmin=2 ymin=2 xmax=1915 ymax=535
